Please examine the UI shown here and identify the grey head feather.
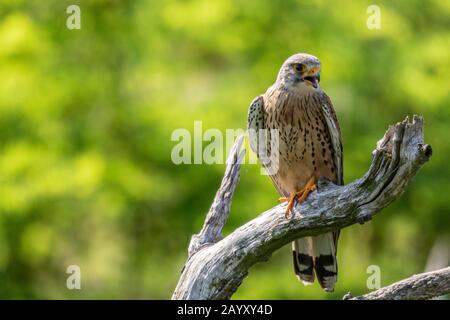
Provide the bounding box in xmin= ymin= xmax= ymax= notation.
xmin=276 ymin=53 xmax=321 ymax=90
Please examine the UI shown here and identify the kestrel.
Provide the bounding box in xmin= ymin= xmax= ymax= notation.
xmin=247 ymin=53 xmax=343 ymax=292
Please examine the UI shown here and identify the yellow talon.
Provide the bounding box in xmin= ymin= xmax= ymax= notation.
xmin=278 ymin=176 xmax=317 ymax=219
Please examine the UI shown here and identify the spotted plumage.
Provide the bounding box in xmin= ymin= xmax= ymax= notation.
xmin=248 ymin=53 xmax=343 ymax=292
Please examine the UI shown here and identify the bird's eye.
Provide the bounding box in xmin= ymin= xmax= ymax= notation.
xmin=294 ymin=63 xmax=306 ymax=72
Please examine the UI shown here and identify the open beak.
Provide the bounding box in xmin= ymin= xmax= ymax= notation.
xmin=303 ymin=67 xmax=320 ymax=88
xmin=303 ymin=75 xmax=320 ymax=88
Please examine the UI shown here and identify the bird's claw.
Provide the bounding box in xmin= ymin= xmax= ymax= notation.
xmin=279 ymin=176 xmax=317 ymax=219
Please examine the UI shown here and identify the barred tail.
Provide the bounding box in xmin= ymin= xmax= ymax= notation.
xmin=312 ymin=233 xmax=338 ymax=292
xmin=292 ymin=232 xmax=338 ymax=292
xmin=292 ymin=238 xmax=315 ymax=285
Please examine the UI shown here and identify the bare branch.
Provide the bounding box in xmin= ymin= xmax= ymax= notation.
xmin=172 ymin=116 xmax=433 ymax=300
xmin=188 ymin=135 xmax=245 ymax=257
xmin=346 ymin=267 xmax=450 ymax=300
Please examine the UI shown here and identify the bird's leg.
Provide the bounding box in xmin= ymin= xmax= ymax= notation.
xmin=278 ymin=176 xmax=317 ymax=219
xmin=278 ymin=194 xmax=299 ymax=219
xmin=295 ymin=176 xmax=317 ymax=204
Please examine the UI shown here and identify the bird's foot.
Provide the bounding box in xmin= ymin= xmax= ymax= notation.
xmin=296 ymin=176 xmax=317 ymax=204
xmin=278 ymin=194 xmax=297 ymax=219
xmin=278 ymin=176 xmax=317 ymax=219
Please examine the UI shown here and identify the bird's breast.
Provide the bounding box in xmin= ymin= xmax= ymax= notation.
xmin=264 ymin=90 xmax=337 ymax=194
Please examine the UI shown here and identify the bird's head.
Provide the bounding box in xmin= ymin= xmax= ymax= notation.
xmin=276 ymin=53 xmax=321 ymax=91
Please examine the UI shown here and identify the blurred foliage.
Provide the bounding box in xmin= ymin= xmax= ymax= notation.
xmin=0 ymin=0 xmax=449 ymax=299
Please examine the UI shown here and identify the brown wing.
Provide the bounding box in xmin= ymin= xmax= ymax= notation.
xmin=319 ymin=93 xmax=343 ymax=248
xmin=247 ymin=95 xmax=288 ymax=197
xmin=320 ymin=93 xmax=343 ymax=186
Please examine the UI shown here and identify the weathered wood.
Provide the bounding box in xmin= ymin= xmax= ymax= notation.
xmin=173 ymin=116 xmax=435 ymax=300
xmin=188 ymin=135 xmax=245 ymax=257
xmin=346 ymin=267 xmax=450 ymax=300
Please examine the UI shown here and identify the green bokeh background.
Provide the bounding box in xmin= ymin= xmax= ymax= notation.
xmin=0 ymin=0 xmax=449 ymax=299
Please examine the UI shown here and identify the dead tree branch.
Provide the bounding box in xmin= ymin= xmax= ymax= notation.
xmin=172 ymin=116 xmax=433 ymax=300
xmin=346 ymin=267 xmax=450 ymax=300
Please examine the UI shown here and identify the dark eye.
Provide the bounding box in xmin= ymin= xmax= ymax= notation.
xmin=294 ymin=63 xmax=306 ymax=72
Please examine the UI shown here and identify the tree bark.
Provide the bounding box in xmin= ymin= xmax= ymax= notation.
xmin=346 ymin=267 xmax=450 ymax=300
xmin=173 ymin=116 xmax=437 ymax=300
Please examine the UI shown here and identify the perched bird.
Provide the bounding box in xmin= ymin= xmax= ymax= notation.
xmin=247 ymin=53 xmax=343 ymax=292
